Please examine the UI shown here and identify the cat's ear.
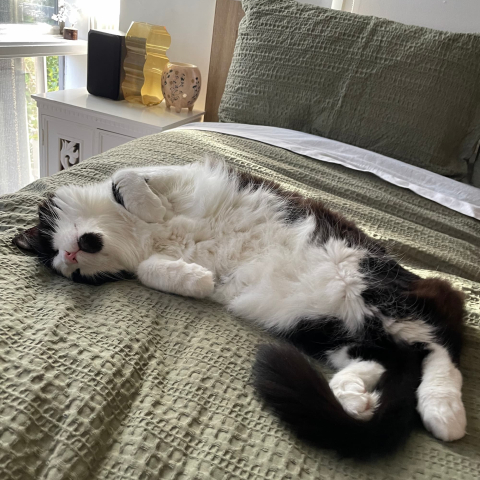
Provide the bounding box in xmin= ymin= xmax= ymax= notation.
xmin=12 ymin=226 xmax=40 ymax=251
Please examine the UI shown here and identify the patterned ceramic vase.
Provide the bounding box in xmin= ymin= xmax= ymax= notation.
xmin=161 ymin=63 xmax=201 ymax=113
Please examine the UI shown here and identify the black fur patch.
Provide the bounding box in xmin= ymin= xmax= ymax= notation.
xmin=71 ymin=269 xmax=134 ymax=286
xmin=78 ymin=232 xmax=103 ymax=254
xmin=286 ymin=317 xmax=353 ymax=359
xmin=13 ymin=195 xmax=59 ymax=268
xmin=112 ymin=181 xmax=125 ymax=207
xmin=287 ymin=314 xmax=391 ymax=361
xmin=408 ymin=278 xmax=464 ymax=364
xmin=359 ymin=256 xmax=464 ymax=363
xmin=360 ymin=255 xmax=420 ymax=318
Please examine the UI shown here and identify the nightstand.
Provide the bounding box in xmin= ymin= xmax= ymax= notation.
xmin=32 ymin=88 xmax=204 ymax=177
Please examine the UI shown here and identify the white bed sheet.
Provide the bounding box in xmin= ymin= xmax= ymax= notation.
xmin=177 ymin=123 xmax=480 ymax=220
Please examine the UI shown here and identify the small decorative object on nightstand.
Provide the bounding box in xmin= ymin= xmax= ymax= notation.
xmin=161 ymin=62 xmax=201 ymax=113
xmin=63 ymin=27 xmax=78 ymax=40
xmin=87 ymin=30 xmax=126 ymax=100
xmin=32 ymin=88 xmax=204 ymax=177
xmin=122 ymin=22 xmax=171 ymax=106
xmin=52 ymin=5 xmax=66 ymax=34
xmin=52 ymin=1 xmax=79 ymax=37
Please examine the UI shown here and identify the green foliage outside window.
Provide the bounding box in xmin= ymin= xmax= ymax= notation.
xmin=24 ymin=56 xmax=61 ymax=178
xmin=47 ymin=56 xmax=59 ymax=92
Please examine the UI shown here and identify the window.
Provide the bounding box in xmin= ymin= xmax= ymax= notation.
xmin=0 ymin=1 xmax=58 ymax=27
xmin=0 ymin=0 xmax=119 ymax=194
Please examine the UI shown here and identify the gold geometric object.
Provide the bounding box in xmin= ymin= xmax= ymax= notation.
xmin=122 ymin=22 xmax=171 ymax=106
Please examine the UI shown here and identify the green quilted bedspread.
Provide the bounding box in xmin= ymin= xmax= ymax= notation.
xmin=0 ymin=130 xmax=479 ymax=480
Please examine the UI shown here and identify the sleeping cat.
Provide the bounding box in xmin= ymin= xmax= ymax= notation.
xmin=13 ymin=160 xmax=466 ymax=458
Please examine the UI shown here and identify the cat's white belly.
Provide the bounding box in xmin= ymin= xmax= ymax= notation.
xmin=212 ymin=237 xmax=372 ymax=333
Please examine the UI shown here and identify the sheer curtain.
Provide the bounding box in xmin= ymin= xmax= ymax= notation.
xmin=0 ymin=58 xmax=31 ymax=195
xmin=1 ymin=0 xmax=36 ymax=195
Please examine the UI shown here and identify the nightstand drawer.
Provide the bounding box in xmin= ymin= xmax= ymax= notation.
xmin=96 ymin=129 xmax=135 ymax=153
xmin=42 ymin=116 xmax=95 ymax=177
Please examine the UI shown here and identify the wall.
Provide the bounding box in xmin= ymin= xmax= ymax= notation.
xmin=346 ymin=0 xmax=480 ymax=33
xmin=64 ymin=9 xmax=90 ymax=90
xmin=65 ymin=56 xmax=88 ymax=89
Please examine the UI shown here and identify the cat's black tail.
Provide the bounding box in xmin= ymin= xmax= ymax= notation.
xmin=253 ymin=343 xmax=423 ymax=459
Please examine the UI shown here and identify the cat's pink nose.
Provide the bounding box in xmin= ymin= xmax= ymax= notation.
xmin=65 ymin=251 xmax=78 ymax=263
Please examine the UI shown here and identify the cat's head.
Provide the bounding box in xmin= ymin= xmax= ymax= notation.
xmin=12 ymin=184 xmax=136 ymax=285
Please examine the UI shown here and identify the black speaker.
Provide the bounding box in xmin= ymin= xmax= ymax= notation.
xmin=87 ymin=30 xmax=126 ymax=100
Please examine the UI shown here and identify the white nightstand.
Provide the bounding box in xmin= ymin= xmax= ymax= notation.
xmin=32 ymin=88 xmax=204 ymax=177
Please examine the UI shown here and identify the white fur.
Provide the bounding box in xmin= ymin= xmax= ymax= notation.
xmin=327 ymin=346 xmax=352 ymax=370
xmin=222 ymin=236 xmax=371 ymax=333
xmin=137 ymin=254 xmax=214 ymax=298
xmin=417 ymin=344 xmax=466 ymax=441
xmin=383 ymin=317 xmax=435 ymax=344
xmin=328 ymin=348 xmax=385 ymax=421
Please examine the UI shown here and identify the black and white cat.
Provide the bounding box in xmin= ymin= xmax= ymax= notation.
xmin=13 ymin=161 xmax=466 ymax=458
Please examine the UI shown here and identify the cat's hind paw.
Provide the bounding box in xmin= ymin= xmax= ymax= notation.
xmin=330 ymin=372 xmax=379 ymax=421
xmin=419 ymin=393 xmax=466 ymax=441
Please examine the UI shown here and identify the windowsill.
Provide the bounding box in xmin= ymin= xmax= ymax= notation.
xmin=0 ymin=30 xmax=87 ymax=58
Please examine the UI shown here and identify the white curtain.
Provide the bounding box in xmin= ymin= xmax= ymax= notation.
xmin=0 ymin=58 xmax=32 ymax=195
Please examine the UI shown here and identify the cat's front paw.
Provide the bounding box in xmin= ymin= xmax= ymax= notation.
xmin=112 ymin=170 xmax=166 ymax=223
xmin=183 ymin=264 xmax=215 ymax=299
xmin=112 ymin=170 xmax=142 ymax=204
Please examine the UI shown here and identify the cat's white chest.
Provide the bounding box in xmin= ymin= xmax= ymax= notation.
xmin=149 ymin=217 xmax=215 ymax=265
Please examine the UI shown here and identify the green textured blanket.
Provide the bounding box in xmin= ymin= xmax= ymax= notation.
xmin=0 ymin=130 xmax=479 ymax=480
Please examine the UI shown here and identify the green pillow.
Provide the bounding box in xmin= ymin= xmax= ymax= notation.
xmin=219 ymin=0 xmax=480 ymax=180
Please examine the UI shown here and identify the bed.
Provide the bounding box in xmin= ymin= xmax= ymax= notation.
xmin=1 ymin=1 xmax=479 ymax=479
